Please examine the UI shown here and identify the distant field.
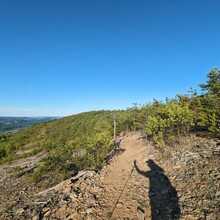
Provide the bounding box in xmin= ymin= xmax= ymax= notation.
xmin=0 ymin=117 xmax=60 ymax=133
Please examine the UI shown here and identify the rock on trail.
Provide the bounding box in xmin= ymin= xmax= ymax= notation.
xmin=1 ymin=132 xmax=220 ymax=219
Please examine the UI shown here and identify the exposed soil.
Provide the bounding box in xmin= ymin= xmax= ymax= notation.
xmin=0 ymin=132 xmax=219 ymax=219
xmin=94 ymin=133 xmax=152 ymax=219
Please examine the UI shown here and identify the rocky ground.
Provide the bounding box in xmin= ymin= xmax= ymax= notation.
xmin=0 ymin=132 xmax=219 ymax=219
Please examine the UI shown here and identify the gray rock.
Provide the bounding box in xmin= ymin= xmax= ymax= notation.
xmin=116 ymin=202 xmax=123 ymax=208
xmin=15 ymin=208 xmax=24 ymax=215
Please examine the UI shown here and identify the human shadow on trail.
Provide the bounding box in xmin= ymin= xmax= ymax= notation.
xmin=134 ymin=160 xmax=181 ymax=220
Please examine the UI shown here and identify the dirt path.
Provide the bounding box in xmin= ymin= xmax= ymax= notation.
xmin=2 ymin=133 xmax=219 ymax=219
xmin=94 ymin=132 xmax=153 ymax=219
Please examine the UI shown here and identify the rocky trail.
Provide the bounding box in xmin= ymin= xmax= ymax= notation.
xmin=0 ymin=132 xmax=220 ymax=219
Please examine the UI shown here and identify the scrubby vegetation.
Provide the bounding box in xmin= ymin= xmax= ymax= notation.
xmin=0 ymin=68 xmax=219 ymax=184
xmin=131 ymin=68 xmax=220 ymax=145
xmin=0 ymin=110 xmax=132 ymax=183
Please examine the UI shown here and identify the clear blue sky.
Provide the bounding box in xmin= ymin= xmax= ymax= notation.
xmin=0 ymin=0 xmax=220 ymax=116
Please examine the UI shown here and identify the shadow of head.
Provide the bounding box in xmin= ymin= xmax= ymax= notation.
xmin=146 ymin=159 xmax=164 ymax=173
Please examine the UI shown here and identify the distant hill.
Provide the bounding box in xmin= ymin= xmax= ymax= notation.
xmin=0 ymin=117 xmax=60 ymax=133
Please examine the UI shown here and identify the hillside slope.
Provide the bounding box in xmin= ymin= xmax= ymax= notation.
xmin=1 ymin=132 xmax=219 ymax=219
xmin=0 ymin=110 xmax=132 ymax=185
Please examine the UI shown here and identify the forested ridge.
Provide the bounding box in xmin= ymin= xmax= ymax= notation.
xmin=0 ymin=117 xmax=58 ymax=133
xmin=0 ymin=68 xmax=219 ymax=184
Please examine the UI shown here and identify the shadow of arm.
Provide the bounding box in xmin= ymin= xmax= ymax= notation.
xmin=134 ymin=160 xmax=149 ymax=177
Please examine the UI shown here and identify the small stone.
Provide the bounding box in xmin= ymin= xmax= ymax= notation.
xmin=86 ymin=208 xmax=93 ymax=214
xmin=42 ymin=207 xmax=50 ymax=214
xmin=215 ymin=191 xmax=220 ymax=197
xmin=44 ymin=210 xmax=51 ymax=217
xmin=206 ymin=213 xmax=217 ymax=220
xmin=116 ymin=203 xmax=123 ymax=208
xmin=15 ymin=208 xmax=24 ymax=215
xmin=137 ymin=210 xmax=145 ymax=220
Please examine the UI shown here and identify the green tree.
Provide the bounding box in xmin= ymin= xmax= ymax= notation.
xmin=199 ymin=68 xmax=220 ymax=135
xmin=199 ymin=68 xmax=220 ymax=97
